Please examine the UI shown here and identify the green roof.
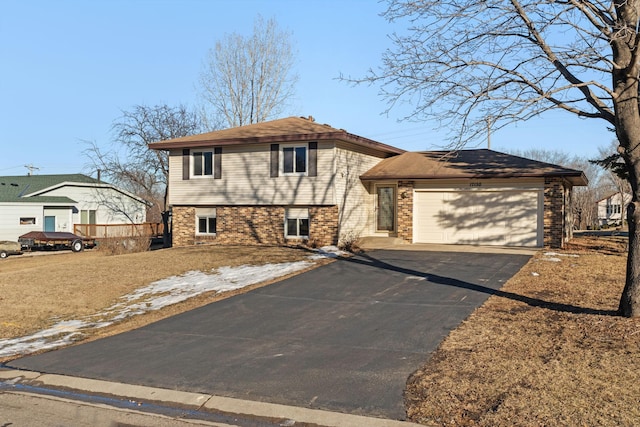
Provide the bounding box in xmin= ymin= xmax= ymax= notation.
xmin=0 ymin=174 xmax=100 ymax=204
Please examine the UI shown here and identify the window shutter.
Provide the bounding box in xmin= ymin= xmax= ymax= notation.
xmin=270 ymin=144 xmax=279 ymax=177
xmin=214 ymin=147 xmax=222 ymax=179
xmin=308 ymin=142 xmax=317 ymax=177
xmin=182 ymin=149 xmax=190 ymax=180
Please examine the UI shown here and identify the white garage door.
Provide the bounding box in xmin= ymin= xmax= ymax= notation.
xmin=413 ymin=190 xmax=542 ymax=247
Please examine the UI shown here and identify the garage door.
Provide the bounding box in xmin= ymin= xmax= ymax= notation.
xmin=413 ymin=190 xmax=542 ymax=247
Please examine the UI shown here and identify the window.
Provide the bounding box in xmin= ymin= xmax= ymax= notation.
xmin=80 ymin=210 xmax=96 ymax=224
xmin=196 ymin=208 xmax=216 ymax=235
xmin=193 ymin=151 xmax=213 ymax=177
xmin=285 ymin=208 xmax=309 ymax=238
xmin=20 ymin=217 xmax=36 ymax=225
xmin=283 ymin=146 xmax=307 ymax=174
xmin=270 ymin=142 xmax=316 ymax=178
xmin=607 ymin=204 xmax=621 ymax=215
xmin=80 ymin=210 xmax=97 ymax=236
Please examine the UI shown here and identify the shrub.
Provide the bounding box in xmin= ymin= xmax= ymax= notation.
xmin=338 ymin=230 xmax=360 ymax=253
xmin=96 ymin=236 xmax=151 ymax=255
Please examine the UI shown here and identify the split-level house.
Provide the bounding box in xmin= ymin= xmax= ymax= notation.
xmin=596 ymin=192 xmax=631 ymax=226
xmin=149 ymin=116 xmax=587 ymax=249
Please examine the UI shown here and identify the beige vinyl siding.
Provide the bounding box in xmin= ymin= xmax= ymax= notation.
xmin=168 ymin=141 xmax=336 ymax=206
xmin=334 ymin=144 xmax=387 ymax=238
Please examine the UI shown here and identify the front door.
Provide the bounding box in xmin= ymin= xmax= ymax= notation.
xmin=377 ymin=186 xmax=395 ymax=232
xmin=44 ymin=216 xmax=55 ymax=232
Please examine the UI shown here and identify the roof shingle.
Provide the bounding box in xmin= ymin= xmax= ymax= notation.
xmin=360 ymin=149 xmax=588 ymax=185
xmin=148 ymin=116 xmax=405 ymax=155
xmin=0 ymin=174 xmax=100 ymax=203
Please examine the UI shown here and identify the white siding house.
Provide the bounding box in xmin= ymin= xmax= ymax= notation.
xmin=0 ymin=174 xmax=148 ymax=241
xmin=597 ymin=192 xmax=632 ymax=226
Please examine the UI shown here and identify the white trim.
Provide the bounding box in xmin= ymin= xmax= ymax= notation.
xmin=191 ymin=149 xmax=215 ymax=179
xmin=195 ymin=207 xmax=217 ymax=235
xmin=281 ymin=143 xmax=308 ymax=176
xmin=285 ymin=207 xmax=309 ymax=238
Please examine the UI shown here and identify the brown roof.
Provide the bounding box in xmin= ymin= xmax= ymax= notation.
xmin=360 ymin=149 xmax=588 ymax=186
xmin=148 ymin=116 xmax=405 ymax=155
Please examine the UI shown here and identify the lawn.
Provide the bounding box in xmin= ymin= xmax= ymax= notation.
xmin=405 ymin=235 xmax=640 ymax=426
xmin=1 ymin=237 xmax=637 ymax=425
xmin=0 ymin=245 xmax=327 ymax=361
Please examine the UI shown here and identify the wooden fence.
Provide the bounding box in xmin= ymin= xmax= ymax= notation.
xmin=74 ymin=223 xmax=164 ymax=239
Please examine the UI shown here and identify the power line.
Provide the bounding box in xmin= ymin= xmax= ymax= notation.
xmin=0 ymin=165 xmax=26 ymax=173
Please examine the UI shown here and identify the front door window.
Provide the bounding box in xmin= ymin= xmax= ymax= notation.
xmin=377 ymin=186 xmax=395 ymax=231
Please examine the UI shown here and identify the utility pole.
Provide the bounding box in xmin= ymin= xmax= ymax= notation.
xmin=486 ymin=116 xmax=492 ymax=149
xmin=24 ymin=164 xmax=40 ymax=176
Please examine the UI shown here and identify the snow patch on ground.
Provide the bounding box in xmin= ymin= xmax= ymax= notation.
xmin=0 ymin=249 xmax=342 ymax=359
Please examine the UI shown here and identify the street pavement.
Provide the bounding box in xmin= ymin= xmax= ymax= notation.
xmin=7 ymin=249 xmax=531 ymax=421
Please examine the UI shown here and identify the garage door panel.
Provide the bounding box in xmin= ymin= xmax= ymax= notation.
xmin=414 ymin=190 xmax=541 ymax=247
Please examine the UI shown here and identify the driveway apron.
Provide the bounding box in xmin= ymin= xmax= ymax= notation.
xmin=8 ymin=250 xmax=531 ymax=420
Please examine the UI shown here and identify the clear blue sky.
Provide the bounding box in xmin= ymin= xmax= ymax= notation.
xmin=1 ymin=0 xmax=614 ymax=176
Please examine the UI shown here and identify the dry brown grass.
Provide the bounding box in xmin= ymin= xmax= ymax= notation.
xmin=405 ymin=235 xmax=640 ymax=427
xmin=0 ymin=245 xmax=323 ymax=361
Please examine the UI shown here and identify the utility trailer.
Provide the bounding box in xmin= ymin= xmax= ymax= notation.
xmin=18 ymin=231 xmax=96 ymax=253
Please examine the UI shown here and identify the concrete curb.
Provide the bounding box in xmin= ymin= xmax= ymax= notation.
xmin=0 ymin=369 xmax=423 ymax=427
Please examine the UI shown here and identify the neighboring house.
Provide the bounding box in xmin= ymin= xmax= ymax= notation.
xmin=0 ymin=174 xmax=148 ymax=241
xmin=149 ymin=116 xmax=587 ymax=249
xmin=596 ymin=192 xmax=631 ymax=226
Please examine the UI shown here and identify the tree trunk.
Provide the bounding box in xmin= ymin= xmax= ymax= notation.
xmin=619 ymin=199 xmax=640 ymax=315
xmin=612 ymin=0 xmax=640 ymax=316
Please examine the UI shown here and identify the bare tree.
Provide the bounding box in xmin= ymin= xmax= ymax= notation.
xmin=347 ymin=1 xmax=640 ymax=317
xmin=198 ymin=15 xmax=298 ymax=128
xmin=84 ymin=104 xmax=203 ymax=246
xmin=506 ymin=148 xmax=605 ymax=229
xmin=506 ymin=149 xmax=574 ymax=168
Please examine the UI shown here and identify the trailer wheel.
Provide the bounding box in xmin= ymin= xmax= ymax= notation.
xmin=0 ymin=251 xmax=7 ymax=259
xmin=71 ymin=240 xmax=84 ymax=252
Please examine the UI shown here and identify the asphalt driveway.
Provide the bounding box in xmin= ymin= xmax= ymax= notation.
xmin=8 ymin=249 xmax=531 ymax=420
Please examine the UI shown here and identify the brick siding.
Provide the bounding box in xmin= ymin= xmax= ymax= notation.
xmin=171 ymin=205 xmax=339 ymax=247
xmin=397 ymin=181 xmax=414 ymax=242
xmin=544 ymin=177 xmax=567 ymax=248
xmin=308 ymin=206 xmax=339 ymax=247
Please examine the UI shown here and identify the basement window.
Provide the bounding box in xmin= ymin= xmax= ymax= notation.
xmin=196 ymin=208 xmax=217 ymax=235
xmin=285 ymin=208 xmax=309 ymax=238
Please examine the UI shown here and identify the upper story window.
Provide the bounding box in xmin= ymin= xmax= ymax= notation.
xmin=193 ymin=151 xmax=213 ymax=177
xmin=182 ymin=147 xmax=221 ymax=180
xmin=270 ymin=142 xmax=316 ymax=178
xmin=282 ymin=145 xmax=307 ymax=175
